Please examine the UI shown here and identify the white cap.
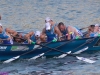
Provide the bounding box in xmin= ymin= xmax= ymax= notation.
xmin=95 ymin=24 xmax=100 ymax=27
xmin=45 ymin=22 xmax=51 ymax=30
xmin=35 ymin=31 xmax=41 ymax=37
xmin=0 ymin=23 xmax=2 ymax=26
xmin=45 ymin=17 xmax=51 ymax=22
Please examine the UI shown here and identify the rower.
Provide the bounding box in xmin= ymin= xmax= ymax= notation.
xmin=84 ymin=25 xmax=95 ymax=38
xmin=58 ymin=22 xmax=83 ymax=40
xmin=42 ymin=17 xmax=62 ymax=41
xmin=89 ymin=24 xmax=100 ymax=37
xmin=35 ymin=31 xmax=47 ymax=43
xmin=13 ymin=33 xmax=25 ymax=43
xmin=58 ymin=22 xmax=68 ymax=40
xmin=24 ymin=30 xmax=46 ymax=44
xmin=0 ymin=23 xmax=15 ymax=44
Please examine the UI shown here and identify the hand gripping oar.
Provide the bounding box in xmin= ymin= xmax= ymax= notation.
xmin=35 ymin=44 xmax=96 ymax=64
xmin=3 ymin=41 xmax=53 ymax=64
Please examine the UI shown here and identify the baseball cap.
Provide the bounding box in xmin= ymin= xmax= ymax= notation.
xmin=0 ymin=23 xmax=2 ymax=26
xmin=35 ymin=31 xmax=41 ymax=37
xmin=45 ymin=22 xmax=51 ymax=30
xmin=45 ymin=17 xmax=51 ymax=22
xmin=95 ymin=24 xmax=100 ymax=27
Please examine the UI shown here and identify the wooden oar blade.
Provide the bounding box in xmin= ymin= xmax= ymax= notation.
xmin=3 ymin=56 xmax=20 ymax=64
xmin=57 ymin=51 xmax=71 ymax=58
xmin=76 ymin=56 xmax=96 ymax=64
xmin=29 ymin=53 xmax=44 ymax=60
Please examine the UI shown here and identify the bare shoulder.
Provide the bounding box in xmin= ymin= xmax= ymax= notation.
xmin=67 ymin=26 xmax=74 ymax=32
xmin=54 ymin=26 xmax=60 ymax=32
xmin=54 ymin=25 xmax=59 ymax=29
xmin=67 ymin=26 xmax=71 ymax=30
xmin=67 ymin=26 xmax=73 ymax=28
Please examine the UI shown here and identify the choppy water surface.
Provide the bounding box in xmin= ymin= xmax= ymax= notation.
xmin=0 ymin=0 xmax=100 ymax=75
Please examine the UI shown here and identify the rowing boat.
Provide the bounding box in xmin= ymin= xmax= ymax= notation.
xmin=0 ymin=37 xmax=100 ymax=60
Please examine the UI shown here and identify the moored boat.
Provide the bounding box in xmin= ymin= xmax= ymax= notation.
xmin=0 ymin=37 xmax=100 ymax=60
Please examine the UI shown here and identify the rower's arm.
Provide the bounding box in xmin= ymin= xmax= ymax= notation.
xmin=24 ymin=31 xmax=35 ymax=44
xmin=5 ymin=28 xmax=18 ymax=37
xmin=54 ymin=26 xmax=62 ymax=40
xmin=24 ymin=31 xmax=34 ymax=40
xmin=67 ymin=26 xmax=73 ymax=40
xmin=74 ymin=29 xmax=80 ymax=36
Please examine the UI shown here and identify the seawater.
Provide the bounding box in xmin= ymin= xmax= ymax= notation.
xmin=0 ymin=0 xmax=100 ymax=75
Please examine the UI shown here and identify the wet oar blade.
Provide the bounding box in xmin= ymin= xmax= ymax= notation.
xmin=73 ymin=46 xmax=88 ymax=54
xmin=76 ymin=56 xmax=96 ymax=64
xmin=29 ymin=53 xmax=44 ymax=60
xmin=3 ymin=56 xmax=20 ymax=64
xmin=57 ymin=46 xmax=88 ymax=58
xmin=57 ymin=51 xmax=71 ymax=58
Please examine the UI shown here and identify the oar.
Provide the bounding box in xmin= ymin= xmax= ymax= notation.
xmin=58 ymin=46 xmax=88 ymax=58
xmin=36 ymin=44 xmax=96 ymax=63
xmin=58 ymin=37 xmax=95 ymax=58
xmin=29 ymin=30 xmax=84 ymax=60
xmin=58 ymin=43 xmax=89 ymax=58
xmin=3 ymin=41 xmax=53 ymax=63
xmin=29 ymin=36 xmax=96 ymax=60
xmin=72 ymin=46 xmax=88 ymax=54
xmin=29 ymin=39 xmax=75 ymax=60
xmin=29 ymin=37 xmax=95 ymax=62
xmin=29 ymin=37 xmax=82 ymax=60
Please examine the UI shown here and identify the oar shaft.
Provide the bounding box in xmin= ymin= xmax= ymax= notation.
xmin=3 ymin=40 xmax=54 ymax=63
xmin=39 ymin=44 xmax=96 ymax=63
xmin=20 ymin=41 xmax=53 ymax=56
xmin=58 ymin=37 xmax=94 ymax=53
xmin=39 ymin=44 xmax=75 ymax=57
xmin=39 ymin=37 xmax=95 ymax=57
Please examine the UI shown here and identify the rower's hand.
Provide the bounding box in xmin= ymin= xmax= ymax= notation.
xmin=28 ymin=39 xmax=32 ymax=44
xmin=28 ymin=39 xmax=36 ymax=44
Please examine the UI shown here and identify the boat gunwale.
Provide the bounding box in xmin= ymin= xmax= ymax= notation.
xmin=0 ymin=37 xmax=98 ymax=46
